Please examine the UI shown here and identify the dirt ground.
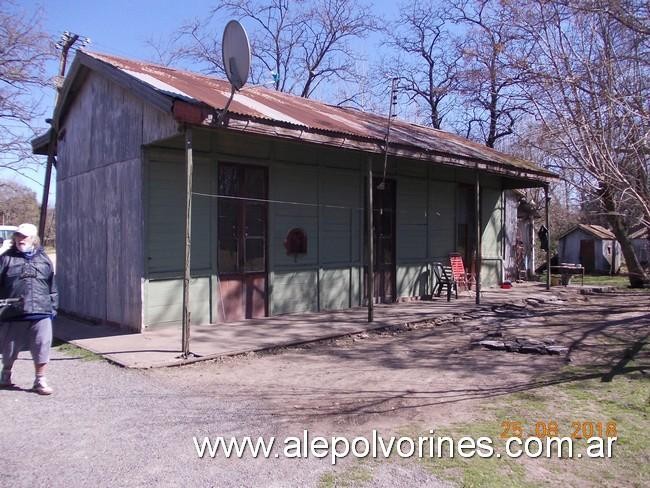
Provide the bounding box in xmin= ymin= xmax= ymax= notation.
xmin=153 ymin=289 xmax=648 ymax=432
xmin=3 ymin=285 xmax=647 ymax=487
xmin=146 ymin=287 xmax=648 ymax=486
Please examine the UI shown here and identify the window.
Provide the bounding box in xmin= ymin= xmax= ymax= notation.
xmin=217 ymin=164 xmax=267 ymax=274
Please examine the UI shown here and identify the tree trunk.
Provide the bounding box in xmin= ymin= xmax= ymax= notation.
xmin=602 ymin=187 xmax=648 ymax=288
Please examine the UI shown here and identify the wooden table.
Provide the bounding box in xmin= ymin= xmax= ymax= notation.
xmin=550 ymin=264 xmax=585 ymax=286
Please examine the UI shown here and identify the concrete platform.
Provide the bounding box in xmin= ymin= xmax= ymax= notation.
xmin=53 ymin=283 xmax=561 ymax=369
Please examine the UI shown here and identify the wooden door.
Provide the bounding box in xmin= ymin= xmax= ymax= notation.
xmin=371 ymin=178 xmax=396 ymax=303
xmin=216 ymin=163 xmax=268 ymax=321
xmin=580 ymin=239 xmax=595 ymax=273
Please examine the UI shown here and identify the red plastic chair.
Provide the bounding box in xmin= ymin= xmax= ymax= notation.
xmin=449 ymin=252 xmax=475 ymax=291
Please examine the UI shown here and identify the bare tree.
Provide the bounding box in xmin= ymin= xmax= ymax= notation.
xmin=565 ymin=0 xmax=650 ymax=36
xmin=0 ymin=0 xmax=55 ymax=170
xmin=516 ymin=0 xmax=649 ymax=286
xmin=381 ymin=0 xmax=460 ymax=129
xmin=168 ymin=0 xmax=378 ymax=102
xmin=0 ymin=179 xmax=40 ymax=225
xmin=144 ymin=33 xmax=189 ymax=67
xmin=447 ymin=0 xmax=533 ymax=147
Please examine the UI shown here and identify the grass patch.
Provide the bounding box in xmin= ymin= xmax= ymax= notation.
xmin=413 ymin=362 xmax=649 ymax=487
xmin=318 ymin=463 xmax=373 ymax=488
xmin=538 ymin=272 xmax=649 ymax=291
xmin=581 ymin=275 xmax=634 ymax=288
xmin=420 ymin=422 xmax=534 ymax=488
xmin=52 ymin=339 xmax=103 ymax=361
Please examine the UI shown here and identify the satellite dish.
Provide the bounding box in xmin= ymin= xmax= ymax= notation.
xmin=222 ymin=20 xmax=250 ymax=91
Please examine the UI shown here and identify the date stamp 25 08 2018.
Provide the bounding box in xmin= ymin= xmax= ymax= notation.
xmin=500 ymin=420 xmax=618 ymax=440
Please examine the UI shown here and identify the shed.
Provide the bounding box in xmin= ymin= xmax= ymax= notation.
xmin=558 ymin=224 xmax=621 ymax=274
xmin=33 ymin=50 xmax=555 ymax=332
xmin=630 ymin=227 xmax=649 ymax=268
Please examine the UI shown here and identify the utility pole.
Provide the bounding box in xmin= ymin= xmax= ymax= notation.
xmin=38 ymin=32 xmax=89 ymax=240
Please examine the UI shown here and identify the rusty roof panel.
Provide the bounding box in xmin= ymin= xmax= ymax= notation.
xmin=559 ymin=224 xmax=617 ymax=241
xmin=630 ymin=227 xmax=649 ymax=240
xmin=84 ymin=50 xmax=554 ymax=178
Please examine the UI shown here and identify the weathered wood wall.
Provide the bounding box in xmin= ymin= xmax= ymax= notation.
xmin=56 ymin=71 xmax=177 ymax=331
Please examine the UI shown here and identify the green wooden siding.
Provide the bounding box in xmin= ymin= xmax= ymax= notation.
xmin=396 ymin=264 xmax=431 ymax=297
xmin=269 ymin=163 xmax=363 ymax=314
xmin=397 ymin=177 xmax=428 ymax=261
xmin=481 ymin=187 xmax=504 ymax=284
xmin=270 ymin=270 xmax=318 ymax=314
xmin=145 ymin=277 xmax=211 ymax=326
xmin=429 ymin=181 xmax=457 ymax=260
xmin=320 ymin=268 xmax=352 ymax=310
xmin=269 ymin=163 xmax=318 ymax=269
xmin=146 ymin=154 xmax=212 ymax=274
xmin=395 ymin=176 xmax=429 ymax=297
xmin=319 ymin=167 xmax=362 ymax=265
xmin=142 ymin=138 xmax=510 ymax=326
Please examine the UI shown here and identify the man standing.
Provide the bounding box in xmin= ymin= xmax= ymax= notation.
xmin=0 ymin=223 xmax=58 ymax=395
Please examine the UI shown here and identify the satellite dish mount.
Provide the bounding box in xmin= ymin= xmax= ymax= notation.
xmin=218 ymin=20 xmax=251 ymax=125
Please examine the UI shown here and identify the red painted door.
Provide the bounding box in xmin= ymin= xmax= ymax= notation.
xmin=216 ymin=163 xmax=268 ymax=321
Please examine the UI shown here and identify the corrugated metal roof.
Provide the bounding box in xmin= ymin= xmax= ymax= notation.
xmin=630 ymin=227 xmax=649 ymax=240
xmin=560 ymin=224 xmax=616 ymax=241
xmin=64 ymin=50 xmax=556 ymax=179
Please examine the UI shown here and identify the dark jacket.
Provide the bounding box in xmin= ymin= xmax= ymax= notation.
xmin=0 ymin=247 xmax=58 ymax=321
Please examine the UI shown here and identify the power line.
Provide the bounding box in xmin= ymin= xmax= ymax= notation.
xmin=192 ymin=192 xmax=364 ymax=212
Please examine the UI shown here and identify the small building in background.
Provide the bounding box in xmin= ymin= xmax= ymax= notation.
xmin=630 ymin=227 xmax=649 ymax=269
xmin=558 ymin=224 xmax=622 ymax=274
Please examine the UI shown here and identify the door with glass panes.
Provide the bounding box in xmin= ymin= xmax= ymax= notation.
xmin=217 ymin=163 xmax=267 ymax=321
xmin=368 ymin=178 xmax=396 ymax=303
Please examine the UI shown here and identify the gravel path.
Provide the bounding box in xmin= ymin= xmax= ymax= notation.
xmin=3 ymin=290 xmax=647 ymax=487
xmin=0 ymin=345 xmax=447 ymax=488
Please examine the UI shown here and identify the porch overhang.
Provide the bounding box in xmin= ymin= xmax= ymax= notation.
xmin=172 ymin=100 xmax=556 ymax=188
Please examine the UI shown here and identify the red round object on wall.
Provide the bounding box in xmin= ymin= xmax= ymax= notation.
xmin=284 ymin=228 xmax=307 ymax=255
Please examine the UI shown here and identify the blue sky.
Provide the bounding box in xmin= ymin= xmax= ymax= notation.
xmin=3 ymin=0 xmax=210 ymax=201
xmin=4 ymin=0 xmax=398 ymax=202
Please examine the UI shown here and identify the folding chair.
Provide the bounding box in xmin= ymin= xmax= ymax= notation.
xmin=449 ymin=252 xmax=476 ymax=292
xmin=432 ymin=262 xmax=457 ymax=301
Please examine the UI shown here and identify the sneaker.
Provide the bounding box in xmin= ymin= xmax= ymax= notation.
xmin=32 ymin=377 xmax=53 ymax=395
xmin=0 ymin=369 xmax=13 ymax=388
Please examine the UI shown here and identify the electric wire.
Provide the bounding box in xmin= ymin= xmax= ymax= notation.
xmin=191 ymin=192 xmax=365 ymax=211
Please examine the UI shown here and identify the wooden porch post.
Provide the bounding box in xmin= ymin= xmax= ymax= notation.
xmin=367 ymin=157 xmax=374 ymax=322
xmin=181 ymin=128 xmax=193 ymax=357
xmin=475 ymin=168 xmax=482 ymax=305
xmin=38 ymin=140 xmax=56 ymax=239
xmin=529 ymin=215 xmax=535 ymax=280
xmin=545 ymin=184 xmax=551 ymax=291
